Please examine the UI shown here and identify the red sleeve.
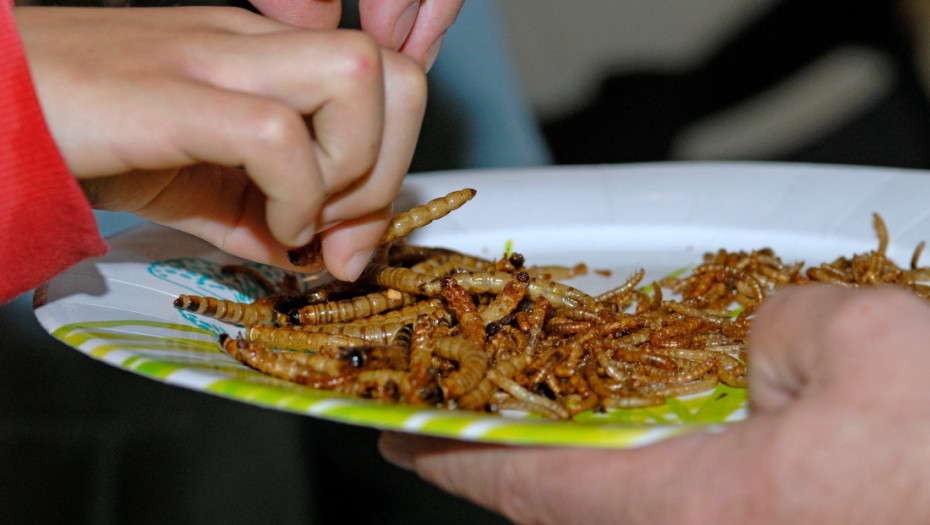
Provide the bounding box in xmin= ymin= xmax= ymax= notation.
xmin=0 ymin=2 xmax=108 ymax=304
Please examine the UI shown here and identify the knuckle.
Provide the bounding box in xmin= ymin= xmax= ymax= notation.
xmin=330 ymin=31 xmax=383 ymax=85
xmin=249 ymin=103 xmax=307 ymax=153
xmin=385 ymin=54 xmax=428 ymax=111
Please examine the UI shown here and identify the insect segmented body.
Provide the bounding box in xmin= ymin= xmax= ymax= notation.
xmin=220 ymin=334 xmax=358 ymax=385
xmin=433 ymin=336 xmax=487 ymax=401
xmin=439 ymin=275 xmax=486 ymax=349
xmin=287 ymin=289 xmax=418 ymax=326
xmin=381 ymin=188 xmax=477 ymax=244
xmin=478 ymin=272 xmax=529 ymax=325
xmin=246 ymin=325 xmax=367 ymax=354
xmin=175 ymin=295 xmax=276 ymax=326
xmin=360 ymin=263 xmax=434 ymax=295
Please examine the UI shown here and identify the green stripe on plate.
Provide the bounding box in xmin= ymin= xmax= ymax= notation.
xmin=474 ymin=419 xmax=695 ymax=447
xmin=52 ymin=319 xmax=213 ymax=339
xmin=50 ymin=320 xmax=217 ymax=357
xmin=132 ymin=360 xmax=190 ymax=379
xmin=206 ymin=379 xmax=309 ymax=407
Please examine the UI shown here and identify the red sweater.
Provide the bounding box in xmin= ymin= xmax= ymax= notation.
xmin=0 ymin=2 xmax=107 ymax=304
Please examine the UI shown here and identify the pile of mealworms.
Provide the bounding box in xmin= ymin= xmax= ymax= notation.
xmin=174 ymin=189 xmax=930 ymax=420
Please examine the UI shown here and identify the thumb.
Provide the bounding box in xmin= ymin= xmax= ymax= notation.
xmin=747 ymin=284 xmax=924 ymax=412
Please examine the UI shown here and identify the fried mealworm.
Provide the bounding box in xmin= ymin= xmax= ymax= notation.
xmin=287 ymin=289 xmax=418 ymax=325
xmin=246 ymin=325 xmax=367 ymax=355
xmin=380 ymin=188 xmax=477 ymax=244
xmin=175 ymin=294 xmax=276 ymax=326
xmin=421 ymin=270 xmax=598 ymax=310
xmin=360 ymin=263 xmax=433 ymax=295
xmin=478 ymin=271 xmax=529 ymax=325
xmin=487 ymin=368 xmax=570 ymax=420
xmin=220 ymin=334 xmax=357 ymax=384
xmin=287 ymin=188 xmax=476 ymax=267
xmin=433 ymin=336 xmax=487 ymax=401
xmin=526 ymin=262 xmax=588 ymax=281
xmin=912 ymin=241 xmax=926 ymax=271
xmin=439 ymin=275 xmax=487 ymax=349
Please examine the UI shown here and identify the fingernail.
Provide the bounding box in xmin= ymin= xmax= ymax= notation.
xmin=343 ymin=249 xmax=373 ymax=282
xmin=393 ymin=2 xmax=418 ymax=50
xmin=293 ymin=223 xmax=316 ymax=248
xmin=423 ymin=32 xmax=446 ymax=72
xmin=316 ymin=220 xmax=341 ymax=233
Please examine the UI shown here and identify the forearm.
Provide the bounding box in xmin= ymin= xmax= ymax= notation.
xmin=0 ymin=2 xmax=106 ymax=304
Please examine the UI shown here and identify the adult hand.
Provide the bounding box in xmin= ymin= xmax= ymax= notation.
xmin=247 ymin=0 xmax=465 ymax=70
xmin=379 ymin=285 xmax=930 ymax=524
xmin=16 ymin=6 xmax=427 ymax=281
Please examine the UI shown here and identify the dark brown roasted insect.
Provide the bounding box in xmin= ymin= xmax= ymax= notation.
xmin=177 ymin=199 xmax=930 ymax=420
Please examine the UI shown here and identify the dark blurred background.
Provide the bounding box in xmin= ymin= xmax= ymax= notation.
xmin=531 ymin=0 xmax=930 ymax=169
xmin=4 ymin=0 xmax=930 ymax=523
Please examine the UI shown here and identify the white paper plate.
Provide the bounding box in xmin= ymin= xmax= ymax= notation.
xmin=33 ymin=161 xmax=930 ymax=448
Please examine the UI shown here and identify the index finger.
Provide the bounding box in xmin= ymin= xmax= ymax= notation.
xmin=248 ymin=0 xmax=342 ymax=29
xmin=358 ymin=0 xmax=463 ymax=69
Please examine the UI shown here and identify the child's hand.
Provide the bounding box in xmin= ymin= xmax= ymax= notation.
xmin=17 ymin=6 xmax=427 ymax=281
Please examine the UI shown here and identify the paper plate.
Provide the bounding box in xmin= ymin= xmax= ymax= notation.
xmin=34 ymin=161 xmax=930 ymax=448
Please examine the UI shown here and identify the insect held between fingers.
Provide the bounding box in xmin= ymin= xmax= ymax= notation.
xmin=287 ymin=188 xmax=477 ymax=267
xmin=380 ymin=188 xmax=477 ymax=245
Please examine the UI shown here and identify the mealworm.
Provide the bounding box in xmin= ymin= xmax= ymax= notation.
xmin=526 ymin=262 xmax=588 ymax=281
xmin=220 ymin=334 xmax=356 ymax=383
xmin=381 ymin=188 xmax=477 ymax=244
xmin=175 ymin=294 xmax=275 ymax=326
xmin=433 ymin=336 xmax=487 ymax=401
xmin=478 ymin=272 xmax=529 ymax=325
xmin=439 ymin=275 xmax=486 ymax=349
xmin=360 ymin=263 xmax=433 ymax=295
xmin=422 ymin=270 xmax=597 ymax=310
xmin=874 ymin=212 xmax=889 ymax=255
xmin=288 ymin=289 xmax=418 ymax=325
xmin=246 ymin=325 xmax=367 ymax=355
xmin=487 ymin=368 xmax=570 ymax=420
xmin=912 ymin=241 xmax=926 ymax=271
